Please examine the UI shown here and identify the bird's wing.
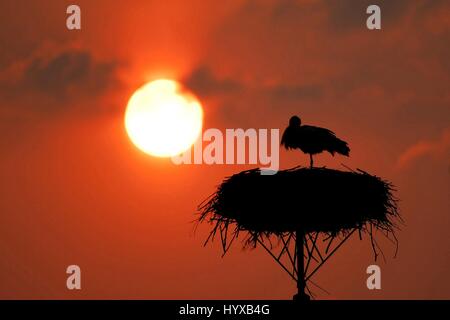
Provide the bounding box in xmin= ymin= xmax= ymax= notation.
xmin=302 ymin=125 xmax=337 ymax=137
xmin=302 ymin=125 xmax=350 ymax=156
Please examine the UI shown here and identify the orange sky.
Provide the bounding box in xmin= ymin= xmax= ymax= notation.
xmin=0 ymin=0 xmax=449 ymax=299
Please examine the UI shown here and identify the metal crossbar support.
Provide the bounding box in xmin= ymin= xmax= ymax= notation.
xmin=252 ymin=228 xmax=358 ymax=300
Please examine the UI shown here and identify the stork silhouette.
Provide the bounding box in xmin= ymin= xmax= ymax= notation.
xmin=281 ymin=115 xmax=350 ymax=168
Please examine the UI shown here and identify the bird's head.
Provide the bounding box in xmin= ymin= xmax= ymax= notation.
xmin=289 ymin=115 xmax=301 ymax=127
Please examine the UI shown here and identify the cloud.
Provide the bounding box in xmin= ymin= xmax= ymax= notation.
xmin=239 ymin=0 xmax=415 ymax=32
xmin=21 ymin=50 xmax=118 ymax=99
xmin=269 ymin=83 xmax=323 ymax=101
xmin=185 ymin=66 xmax=322 ymax=101
xmin=0 ymin=49 xmax=120 ymax=107
xmin=397 ymin=128 xmax=450 ymax=169
xmin=183 ymin=67 xmax=242 ymax=97
xmin=325 ymin=0 xmax=450 ymax=32
xmin=393 ymin=102 xmax=450 ymax=140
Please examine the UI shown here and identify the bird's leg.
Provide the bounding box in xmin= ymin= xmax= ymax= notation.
xmin=309 ymin=154 xmax=313 ymax=168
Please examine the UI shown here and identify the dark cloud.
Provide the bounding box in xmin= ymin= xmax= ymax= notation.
xmin=20 ymin=50 xmax=118 ymax=100
xmin=232 ymin=0 xmax=412 ymax=32
xmin=269 ymin=84 xmax=323 ymax=101
xmin=257 ymin=0 xmax=320 ymax=24
xmin=185 ymin=65 xmax=323 ymax=105
xmin=184 ymin=67 xmax=242 ymax=97
xmin=393 ymin=102 xmax=450 ymax=139
xmin=325 ymin=0 xmax=449 ymax=32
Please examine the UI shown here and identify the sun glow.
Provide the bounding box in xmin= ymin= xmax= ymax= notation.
xmin=125 ymin=79 xmax=203 ymax=157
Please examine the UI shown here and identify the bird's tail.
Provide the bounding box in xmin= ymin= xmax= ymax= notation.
xmin=333 ymin=138 xmax=350 ymax=156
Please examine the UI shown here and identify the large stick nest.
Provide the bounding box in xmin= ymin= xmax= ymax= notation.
xmin=198 ymin=166 xmax=400 ymax=249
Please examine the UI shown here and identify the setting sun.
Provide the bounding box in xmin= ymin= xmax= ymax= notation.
xmin=125 ymin=79 xmax=203 ymax=157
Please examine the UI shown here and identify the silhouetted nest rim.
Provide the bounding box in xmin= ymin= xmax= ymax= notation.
xmin=197 ymin=166 xmax=401 ymax=258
